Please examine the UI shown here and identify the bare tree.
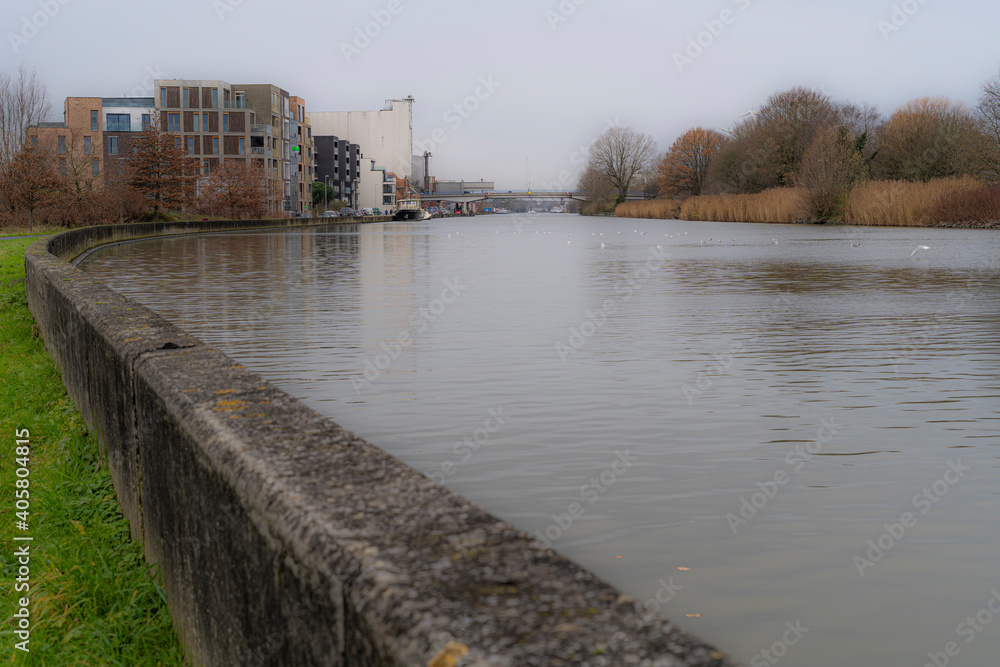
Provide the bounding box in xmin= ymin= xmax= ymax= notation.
xmin=873 ymin=97 xmax=982 ymax=182
xmin=0 ymin=65 xmax=51 ymax=167
xmin=589 ymin=125 xmax=658 ymax=204
xmin=978 ymin=71 xmax=1000 ymax=182
xmin=577 ymin=158 xmax=616 ymax=215
xmin=198 ymin=159 xmax=277 ymax=219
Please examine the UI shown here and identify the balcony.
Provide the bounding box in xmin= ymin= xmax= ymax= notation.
xmin=222 ymin=100 xmax=251 ymax=109
xmin=250 ymin=124 xmax=272 ymax=135
xmin=103 ymin=121 xmax=145 ymax=132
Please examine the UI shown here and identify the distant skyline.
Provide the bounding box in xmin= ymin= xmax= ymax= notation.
xmin=5 ymin=0 xmax=1000 ymax=189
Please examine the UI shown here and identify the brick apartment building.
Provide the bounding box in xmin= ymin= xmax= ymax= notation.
xmin=27 ymin=79 xmax=316 ymax=217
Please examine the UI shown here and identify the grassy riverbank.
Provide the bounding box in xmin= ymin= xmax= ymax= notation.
xmin=617 ymin=177 xmax=1000 ymax=227
xmin=0 ymin=237 xmax=183 ymax=665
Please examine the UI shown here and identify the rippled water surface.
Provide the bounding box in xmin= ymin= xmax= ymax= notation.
xmin=81 ymin=215 xmax=1000 ymax=666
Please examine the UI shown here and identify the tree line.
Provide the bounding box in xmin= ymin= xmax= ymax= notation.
xmin=580 ymin=71 xmax=1000 ymax=222
xmin=0 ymin=67 xmax=280 ymax=231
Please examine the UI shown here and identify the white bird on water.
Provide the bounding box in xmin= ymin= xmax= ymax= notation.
xmin=911 ymin=245 xmax=931 ymax=257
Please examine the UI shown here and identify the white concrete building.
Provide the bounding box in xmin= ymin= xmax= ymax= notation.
xmin=308 ymin=97 xmax=414 ymax=210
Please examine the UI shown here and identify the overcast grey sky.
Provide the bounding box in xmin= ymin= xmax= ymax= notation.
xmin=4 ymin=0 xmax=1000 ymax=190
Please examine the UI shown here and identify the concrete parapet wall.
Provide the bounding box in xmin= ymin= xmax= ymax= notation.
xmin=25 ymin=219 xmax=737 ymax=667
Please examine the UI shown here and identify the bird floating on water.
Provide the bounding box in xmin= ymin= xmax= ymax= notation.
xmin=910 ymin=245 xmax=931 ymax=257
xmin=851 ymin=243 xmax=861 ymax=248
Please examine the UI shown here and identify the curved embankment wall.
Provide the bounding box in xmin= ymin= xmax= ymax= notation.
xmin=25 ymin=219 xmax=736 ymax=667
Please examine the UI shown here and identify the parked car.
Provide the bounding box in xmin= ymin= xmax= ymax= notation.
xmin=320 ymin=210 xmax=339 ymax=218
xmin=340 ymin=208 xmax=354 ymax=216
xmin=361 ymin=208 xmax=374 ymax=216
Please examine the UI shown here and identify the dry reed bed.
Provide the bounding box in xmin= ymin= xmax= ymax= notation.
xmin=616 ymin=177 xmax=1000 ymax=227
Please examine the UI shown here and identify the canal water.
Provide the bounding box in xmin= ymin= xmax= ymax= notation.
xmin=80 ymin=214 xmax=1000 ymax=666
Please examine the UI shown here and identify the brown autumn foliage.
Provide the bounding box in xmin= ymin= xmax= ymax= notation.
xmin=197 ymin=159 xmax=280 ymax=219
xmin=873 ymin=97 xmax=982 ymax=182
xmin=0 ymin=144 xmax=61 ymax=230
xmin=129 ymin=120 xmax=197 ymax=216
xmin=658 ymin=127 xmax=726 ymax=198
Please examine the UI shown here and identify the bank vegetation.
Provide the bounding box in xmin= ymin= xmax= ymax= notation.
xmin=599 ymin=71 xmax=1000 ymax=228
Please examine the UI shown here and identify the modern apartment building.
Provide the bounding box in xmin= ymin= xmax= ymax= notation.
xmin=154 ymin=79 xmax=315 ymax=216
xmin=309 ymin=97 xmax=414 ymax=211
xmin=27 ymin=96 xmax=156 ymax=187
xmin=314 ymin=135 xmax=361 ymax=209
xmin=28 ymin=79 xmax=316 ymax=217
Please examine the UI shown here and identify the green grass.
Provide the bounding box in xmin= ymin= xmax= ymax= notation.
xmin=0 ymin=238 xmax=184 ymax=666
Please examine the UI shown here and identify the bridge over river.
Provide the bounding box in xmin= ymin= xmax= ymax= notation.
xmin=419 ymin=190 xmax=646 ymax=204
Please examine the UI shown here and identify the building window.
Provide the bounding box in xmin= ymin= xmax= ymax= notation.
xmin=160 ymin=88 xmax=167 ymax=107
xmin=212 ymin=137 xmax=219 ymax=155
xmin=92 ymin=159 xmax=99 ymax=177
xmin=203 ymin=159 xmax=210 ymax=176
xmin=183 ymin=88 xmax=190 ymax=108
xmin=108 ymin=136 xmax=118 ymax=154
xmin=187 ymin=137 xmax=195 ymax=155
xmin=211 ymin=89 xmax=218 ymax=109
xmin=141 ymin=113 xmax=151 ymax=129
xmin=192 ymin=114 xmax=200 ymax=132
xmin=58 ymin=136 xmax=65 ymax=154
xmin=84 ymin=136 xmax=91 ymax=154
xmin=174 ymin=137 xmax=182 ymax=149
xmin=238 ymin=137 xmax=245 ymax=155
xmin=91 ymin=110 xmax=98 ymax=131
xmin=202 ymin=112 xmax=209 ymax=130
xmin=235 ymin=92 xmax=245 ymax=108
xmin=106 ymin=113 xmax=131 ymax=132
xmin=383 ymin=195 xmax=393 ymax=205
xmin=168 ymin=113 xmax=180 ymax=132
xmin=223 ymin=113 xmax=229 ymax=133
